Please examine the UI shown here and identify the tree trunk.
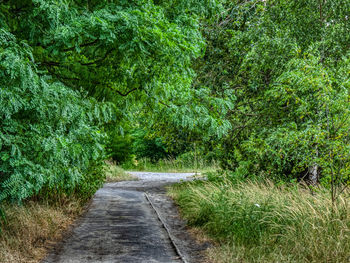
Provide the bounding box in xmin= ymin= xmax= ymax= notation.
xmin=308 ymin=164 xmax=319 ymax=185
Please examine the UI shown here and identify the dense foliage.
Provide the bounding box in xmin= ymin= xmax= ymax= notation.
xmin=187 ymin=0 xmax=350 ymax=186
xmin=0 ymin=0 xmax=226 ymax=204
xmin=0 ymin=28 xmax=113 ymax=202
xmin=1 ymin=0 xmax=350 ymax=204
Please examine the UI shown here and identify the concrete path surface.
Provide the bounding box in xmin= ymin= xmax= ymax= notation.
xmin=43 ymin=172 xmax=208 ymax=263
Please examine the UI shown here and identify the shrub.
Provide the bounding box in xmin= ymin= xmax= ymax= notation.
xmin=132 ymin=129 xmax=169 ymax=163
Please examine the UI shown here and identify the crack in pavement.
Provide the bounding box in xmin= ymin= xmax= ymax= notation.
xmin=43 ymin=172 xmax=208 ymax=263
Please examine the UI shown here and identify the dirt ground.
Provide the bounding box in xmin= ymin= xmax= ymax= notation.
xmin=42 ymin=172 xmax=210 ymax=263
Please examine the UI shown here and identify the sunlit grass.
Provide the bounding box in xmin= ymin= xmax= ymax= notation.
xmin=123 ymin=157 xmax=220 ymax=173
xmin=169 ymin=179 xmax=350 ymax=263
xmin=104 ymin=162 xmax=138 ymax=182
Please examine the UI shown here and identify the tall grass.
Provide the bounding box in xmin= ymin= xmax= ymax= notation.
xmin=0 ymin=162 xmax=135 ymax=263
xmin=169 ymin=180 xmax=350 ymax=263
xmin=104 ymin=162 xmax=138 ymax=182
xmin=0 ymin=199 xmax=83 ymax=263
xmin=123 ymin=157 xmax=220 ymax=173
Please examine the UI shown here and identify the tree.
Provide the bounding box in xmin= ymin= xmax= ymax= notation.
xmin=0 ymin=0 xmax=226 ymax=203
xmin=0 ymin=28 xmax=112 ymax=202
xmin=191 ymin=0 xmax=350 ymax=184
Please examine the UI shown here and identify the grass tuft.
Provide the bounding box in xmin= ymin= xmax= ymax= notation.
xmin=105 ymin=162 xmax=138 ymax=182
xmin=0 ymin=199 xmax=82 ymax=263
xmin=169 ymin=179 xmax=350 ymax=263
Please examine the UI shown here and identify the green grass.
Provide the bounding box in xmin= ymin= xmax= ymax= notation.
xmin=104 ymin=162 xmax=138 ymax=182
xmin=168 ymin=179 xmax=350 ymax=263
xmin=122 ymin=157 xmax=220 ymax=173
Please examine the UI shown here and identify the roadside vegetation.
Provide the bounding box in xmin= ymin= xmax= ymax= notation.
xmin=0 ymin=1 xmax=217 ymax=260
xmin=1 ymin=0 xmax=350 ymax=262
xmin=169 ymin=177 xmax=350 ymax=263
xmin=0 ymin=162 xmax=132 ymax=263
xmin=0 ymin=197 xmax=83 ymax=263
xmin=105 ymin=162 xmax=137 ymax=183
xmin=122 ymin=157 xmax=219 ymax=174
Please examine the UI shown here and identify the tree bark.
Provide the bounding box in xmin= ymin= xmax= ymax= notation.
xmin=308 ymin=164 xmax=319 ymax=185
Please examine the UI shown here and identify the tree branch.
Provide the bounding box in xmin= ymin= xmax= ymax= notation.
xmin=63 ymin=39 xmax=99 ymax=52
xmin=79 ymin=48 xmax=114 ymax=66
xmin=113 ymin=87 xmax=138 ymax=97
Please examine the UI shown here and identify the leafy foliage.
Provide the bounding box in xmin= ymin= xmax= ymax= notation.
xmin=131 ymin=129 xmax=169 ymax=163
xmin=0 ymin=0 xmax=225 ymax=204
xmin=1 ymin=0 xmax=350 ymax=206
xmin=0 ymin=28 xmax=112 ymax=202
xmin=191 ymin=0 xmax=350 ymax=184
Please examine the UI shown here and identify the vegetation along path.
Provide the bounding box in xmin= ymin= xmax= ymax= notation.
xmin=43 ymin=172 xmax=209 ymax=263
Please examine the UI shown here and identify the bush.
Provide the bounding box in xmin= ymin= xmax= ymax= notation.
xmin=193 ymin=0 xmax=350 ymax=185
xmin=106 ymin=125 xmax=133 ymax=164
xmin=132 ymin=129 xmax=169 ymax=162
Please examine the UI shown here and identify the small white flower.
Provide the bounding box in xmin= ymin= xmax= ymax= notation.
xmin=255 ymin=203 xmax=261 ymax=208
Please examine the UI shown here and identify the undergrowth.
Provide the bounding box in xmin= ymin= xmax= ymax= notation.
xmin=0 ymin=162 xmax=135 ymax=263
xmin=169 ymin=179 xmax=350 ymax=263
xmin=0 ymin=198 xmax=83 ymax=263
xmin=123 ymin=157 xmax=220 ymax=173
xmin=105 ymin=162 xmax=138 ymax=182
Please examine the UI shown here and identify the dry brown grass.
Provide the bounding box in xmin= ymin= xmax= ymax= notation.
xmin=188 ymin=227 xmax=214 ymax=244
xmin=0 ymin=163 xmax=136 ymax=263
xmin=0 ymin=199 xmax=83 ymax=263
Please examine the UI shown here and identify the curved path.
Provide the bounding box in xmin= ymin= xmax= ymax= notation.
xmin=43 ymin=172 xmax=208 ymax=263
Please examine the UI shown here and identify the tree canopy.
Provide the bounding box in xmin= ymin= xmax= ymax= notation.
xmin=1 ymin=0 xmax=350 ymax=204
xmin=0 ymin=0 xmax=227 ymax=203
xmin=190 ymin=0 xmax=350 ymax=184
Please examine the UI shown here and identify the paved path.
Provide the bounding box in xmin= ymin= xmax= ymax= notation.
xmin=43 ymin=172 xmax=204 ymax=263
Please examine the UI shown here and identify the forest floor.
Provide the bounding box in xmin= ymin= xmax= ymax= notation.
xmin=42 ymin=172 xmax=211 ymax=263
